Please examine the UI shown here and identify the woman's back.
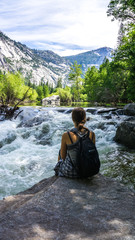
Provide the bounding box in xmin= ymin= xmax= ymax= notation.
xmin=67 ymin=129 xmax=95 ymax=145
xmin=54 ymin=107 xmax=99 ymax=178
xmin=60 ymin=128 xmax=95 ymax=160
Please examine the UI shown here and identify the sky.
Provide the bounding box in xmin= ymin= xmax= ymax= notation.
xmin=0 ymin=0 xmax=119 ymax=56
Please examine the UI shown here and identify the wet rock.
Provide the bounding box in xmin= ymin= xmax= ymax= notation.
xmin=21 ymin=122 xmax=51 ymax=144
xmin=18 ymin=107 xmax=39 ymax=121
xmin=32 ymin=123 xmax=52 ymax=145
xmin=64 ymin=108 xmax=73 ymax=114
xmin=0 ymin=132 xmax=16 ymax=148
xmin=21 ymin=131 xmax=31 ymax=139
xmin=114 ymin=121 xmax=135 ymax=149
xmin=93 ymin=121 xmax=116 ymax=131
xmin=41 ymin=122 xmax=50 ymax=134
xmin=86 ymin=108 xmax=97 ymax=114
xmin=37 ymin=137 xmax=52 ymax=145
xmin=55 ymin=108 xmax=68 ymax=113
xmin=124 ymin=103 xmax=135 ymax=116
xmin=102 ymin=114 xmax=112 ymax=119
xmin=105 ymin=121 xmax=117 ymax=126
xmin=116 ymin=109 xmax=125 ymax=115
xmin=124 ymin=116 xmax=135 ymax=122
xmin=0 ymin=175 xmax=134 ymax=240
xmin=97 ymin=108 xmax=118 ymax=114
xmin=17 ymin=116 xmax=47 ymax=128
xmin=34 ymin=123 xmax=50 ymax=139
xmin=96 ymin=122 xmax=106 ymax=130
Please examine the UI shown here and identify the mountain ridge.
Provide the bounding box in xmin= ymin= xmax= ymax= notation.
xmin=65 ymin=47 xmax=113 ymax=72
xmin=0 ymin=31 xmax=113 ymax=86
xmin=0 ymin=31 xmax=70 ymax=86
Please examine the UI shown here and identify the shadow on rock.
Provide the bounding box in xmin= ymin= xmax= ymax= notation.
xmin=0 ymin=174 xmax=134 ymax=240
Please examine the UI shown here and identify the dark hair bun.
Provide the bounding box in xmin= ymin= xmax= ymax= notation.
xmin=72 ymin=108 xmax=86 ymax=129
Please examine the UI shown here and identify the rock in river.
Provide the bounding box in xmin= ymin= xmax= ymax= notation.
xmin=114 ymin=121 xmax=135 ymax=149
xmin=124 ymin=103 xmax=135 ymax=116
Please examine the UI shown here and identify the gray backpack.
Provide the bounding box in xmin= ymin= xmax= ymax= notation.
xmin=67 ymin=128 xmax=100 ymax=178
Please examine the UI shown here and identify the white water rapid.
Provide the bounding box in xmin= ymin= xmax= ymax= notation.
xmin=0 ymin=106 xmax=135 ymax=199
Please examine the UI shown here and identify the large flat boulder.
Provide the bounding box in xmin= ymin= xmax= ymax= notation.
xmin=0 ymin=174 xmax=134 ymax=240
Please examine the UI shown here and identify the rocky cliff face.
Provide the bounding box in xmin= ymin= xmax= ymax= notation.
xmin=0 ymin=32 xmax=70 ymax=86
xmin=0 ymin=31 xmax=113 ymax=86
xmin=0 ymin=174 xmax=134 ymax=240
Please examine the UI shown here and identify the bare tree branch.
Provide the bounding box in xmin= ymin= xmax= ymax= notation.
xmin=0 ymin=87 xmax=31 ymax=121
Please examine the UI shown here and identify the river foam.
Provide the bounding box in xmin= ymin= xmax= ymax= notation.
xmin=0 ymin=107 xmax=135 ymax=199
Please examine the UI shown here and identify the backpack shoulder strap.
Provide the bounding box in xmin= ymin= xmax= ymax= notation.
xmin=67 ymin=131 xmax=73 ymax=144
xmin=67 ymin=128 xmax=80 ymax=144
xmin=71 ymin=127 xmax=90 ymax=138
xmin=91 ymin=131 xmax=94 ymax=142
xmin=70 ymin=128 xmax=78 ymax=134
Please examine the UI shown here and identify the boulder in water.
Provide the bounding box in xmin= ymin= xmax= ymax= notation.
xmin=114 ymin=121 xmax=135 ymax=149
xmin=124 ymin=103 xmax=135 ymax=116
xmin=0 ymin=132 xmax=16 ymax=148
xmin=17 ymin=116 xmax=47 ymax=128
xmin=86 ymin=108 xmax=97 ymax=114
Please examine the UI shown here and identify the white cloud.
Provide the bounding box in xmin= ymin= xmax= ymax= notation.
xmin=0 ymin=0 xmax=119 ymax=56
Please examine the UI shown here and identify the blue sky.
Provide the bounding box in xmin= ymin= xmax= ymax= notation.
xmin=0 ymin=0 xmax=119 ymax=56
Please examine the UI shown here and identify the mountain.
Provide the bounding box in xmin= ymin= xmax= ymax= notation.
xmin=0 ymin=31 xmax=70 ymax=86
xmin=33 ymin=49 xmax=70 ymax=66
xmin=0 ymin=31 xmax=113 ymax=86
xmin=65 ymin=47 xmax=113 ymax=72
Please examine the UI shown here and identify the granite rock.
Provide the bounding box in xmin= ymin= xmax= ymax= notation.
xmin=0 ymin=174 xmax=134 ymax=240
xmin=124 ymin=103 xmax=135 ymax=116
xmin=42 ymin=95 xmax=60 ymax=107
xmin=114 ymin=121 xmax=135 ymax=149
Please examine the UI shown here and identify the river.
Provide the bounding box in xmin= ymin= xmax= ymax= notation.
xmin=0 ymin=106 xmax=135 ymax=200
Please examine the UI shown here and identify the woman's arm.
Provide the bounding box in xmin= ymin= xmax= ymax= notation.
xmin=58 ymin=133 xmax=67 ymax=161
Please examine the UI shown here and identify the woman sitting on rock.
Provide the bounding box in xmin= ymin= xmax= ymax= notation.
xmin=54 ymin=107 xmax=100 ymax=178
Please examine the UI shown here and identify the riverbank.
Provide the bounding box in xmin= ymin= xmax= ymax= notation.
xmin=0 ymin=174 xmax=134 ymax=240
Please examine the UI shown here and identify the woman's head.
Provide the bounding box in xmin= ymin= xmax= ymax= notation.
xmin=72 ymin=107 xmax=86 ymax=130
